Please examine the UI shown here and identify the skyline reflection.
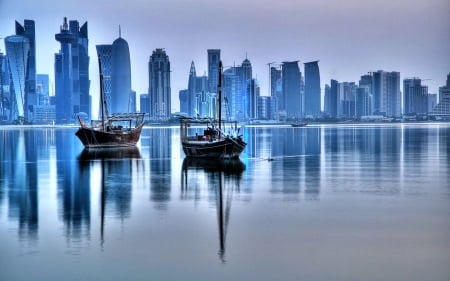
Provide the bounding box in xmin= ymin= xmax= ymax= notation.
xmin=0 ymin=124 xmax=448 ymax=254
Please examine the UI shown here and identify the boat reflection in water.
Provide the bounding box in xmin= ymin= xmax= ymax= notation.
xmin=181 ymin=158 xmax=245 ymax=262
xmin=77 ymin=146 xmax=142 ymax=247
xmin=77 ymin=146 xmax=142 ymax=160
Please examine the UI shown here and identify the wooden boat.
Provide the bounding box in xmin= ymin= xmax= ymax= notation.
xmin=75 ymin=55 xmax=145 ymax=148
xmin=76 ymin=113 xmax=145 ymax=148
xmin=290 ymin=121 xmax=308 ymax=127
xmin=180 ymin=61 xmax=247 ymax=159
xmin=290 ymin=117 xmax=307 ymax=127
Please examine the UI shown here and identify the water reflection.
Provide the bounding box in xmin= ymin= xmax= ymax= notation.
xmin=181 ymin=158 xmax=245 ymax=262
xmin=77 ymin=147 xmax=142 ymax=246
xmin=0 ymin=130 xmax=39 ymax=241
xmin=146 ymin=128 xmax=172 ymax=210
xmin=245 ymin=127 xmax=322 ymax=200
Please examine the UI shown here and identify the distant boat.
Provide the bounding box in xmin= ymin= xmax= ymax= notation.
xmin=290 ymin=121 xmax=308 ymax=127
xmin=75 ymin=55 xmax=145 ymax=148
xmin=290 ymin=118 xmax=308 ymax=127
xmin=180 ymin=61 xmax=247 ymax=159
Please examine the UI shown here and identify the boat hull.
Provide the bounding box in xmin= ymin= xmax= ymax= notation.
xmin=182 ymin=137 xmax=246 ymax=159
xmin=75 ymin=124 xmax=143 ymax=148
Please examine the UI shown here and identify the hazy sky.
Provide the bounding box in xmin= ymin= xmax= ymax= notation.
xmin=1 ymin=0 xmax=449 ymax=116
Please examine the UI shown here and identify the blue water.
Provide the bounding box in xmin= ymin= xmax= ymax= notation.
xmin=1 ymin=123 xmax=449 ymax=281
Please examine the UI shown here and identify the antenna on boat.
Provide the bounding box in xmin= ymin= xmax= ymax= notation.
xmin=98 ymin=54 xmax=107 ymax=131
xmin=218 ymin=61 xmax=223 ymax=140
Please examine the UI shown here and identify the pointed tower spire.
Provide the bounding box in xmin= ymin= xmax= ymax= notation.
xmin=119 ymin=25 xmax=122 ymax=38
xmin=189 ymin=61 xmax=196 ymax=76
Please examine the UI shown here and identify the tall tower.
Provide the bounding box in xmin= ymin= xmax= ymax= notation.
xmin=110 ymin=30 xmax=132 ymax=113
xmin=207 ymin=49 xmax=220 ymax=93
xmin=5 ymin=35 xmax=30 ymax=120
xmin=96 ymin=45 xmax=113 ymax=115
xmin=15 ymin=20 xmax=36 ymax=121
xmin=282 ymin=61 xmax=302 ymax=118
xmin=148 ymin=48 xmax=171 ymax=120
xmin=55 ymin=17 xmax=76 ymax=123
xmin=304 ymin=61 xmax=321 ymax=117
xmin=270 ymin=66 xmax=282 ymax=117
xmin=187 ymin=61 xmax=197 ymax=117
xmin=55 ymin=17 xmax=90 ymax=123
xmin=372 ymin=70 xmax=401 ymax=117
xmin=403 ymin=78 xmax=428 ymax=115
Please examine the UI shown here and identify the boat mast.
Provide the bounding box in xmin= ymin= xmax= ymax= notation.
xmin=98 ymin=54 xmax=106 ymax=131
xmin=218 ymin=61 xmax=223 ymax=139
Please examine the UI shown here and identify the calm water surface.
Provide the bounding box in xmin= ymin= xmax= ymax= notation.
xmin=1 ymin=123 xmax=449 ymax=281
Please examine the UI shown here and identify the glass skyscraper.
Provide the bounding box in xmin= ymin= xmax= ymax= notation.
xmin=15 ymin=20 xmax=36 ymax=121
xmin=4 ymin=35 xmax=30 ymax=120
xmin=111 ymin=34 xmax=132 ymax=113
xmin=372 ymin=70 xmax=401 ymax=117
xmin=96 ymin=45 xmax=113 ymax=115
xmin=54 ymin=17 xmax=90 ymax=124
xmin=304 ymin=61 xmax=321 ymax=117
xmin=207 ymin=49 xmax=220 ymax=93
xmin=403 ymin=78 xmax=429 ymax=115
xmin=148 ymin=48 xmax=171 ymax=120
xmin=281 ymin=61 xmax=302 ymax=118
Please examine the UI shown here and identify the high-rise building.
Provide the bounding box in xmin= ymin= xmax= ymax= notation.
xmin=403 ymin=78 xmax=429 ymax=115
xmin=222 ymin=57 xmax=253 ymax=121
xmin=97 ymin=31 xmax=132 ymax=115
xmin=430 ymin=73 xmax=450 ymax=117
xmin=270 ymin=66 xmax=282 ymax=118
xmin=111 ymin=33 xmax=132 ymax=113
xmin=339 ymin=82 xmax=356 ymax=117
xmin=323 ymin=84 xmax=331 ymax=116
xmin=140 ymin=93 xmax=149 ymax=114
xmin=328 ymin=79 xmax=339 ymax=118
xmin=0 ymin=52 xmax=7 ymax=121
xmin=247 ymin=78 xmax=259 ymax=119
xmin=304 ymin=61 xmax=321 ymax=117
xmin=179 ymin=89 xmax=189 ymax=114
xmin=207 ymin=49 xmax=220 ymax=93
xmin=372 ymin=70 xmax=401 ymax=117
xmin=148 ymin=48 xmax=171 ymax=120
xmin=54 ymin=17 xmax=90 ymax=123
xmin=355 ymin=86 xmax=372 ymax=117
xmin=15 ymin=20 xmax=36 ymax=121
xmin=96 ymin=45 xmax=113 ymax=115
xmin=187 ymin=61 xmax=197 ymax=116
xmin=281 ymin=61 xmax=302 ymax=118
xmin=4 ymin=35 xmax=30 ymax=120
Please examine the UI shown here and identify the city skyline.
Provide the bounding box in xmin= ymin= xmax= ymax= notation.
xmin=1 ymin=0 xmax=449 ymax=117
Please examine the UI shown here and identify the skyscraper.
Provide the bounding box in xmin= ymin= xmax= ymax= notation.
xmin=403 ymin=78 xmax=429 ymax=115
xmin=187 ymin=61 xmax=197 ymax=116
xmin=304 ymin=61 xmax=321 ymax=117
xmin=4 ymin=35 xmax=30 ymax=120
xmin=111 ymin=32 xmax=132 ymax=113
xmin=270 ymin=66 xmax=282 ymax=118
xmin=54 ymin=17 xmax=90 ymax=123
xmin=430 ymin=73 xmax=450 ymax=117
xmin=329 ymin=79 xmax=339 ymax=118
xmin=281 ymin=61 xmax=302 ymax=118
xmin=247 ymin=78 xmax=259 ymax=119
xmin=355 ymin=86 xmax=371 ymax=117
xmin=148 ymin=48 xmax=171 ymax=120
xmin=96 ymin=45 xmax=113 ymax=115
xmin=0 ymin=52 xmax=7 ymax=121
xmin=15 ymin=20 xmax=36 ymax=121
xmin=372 ymin=70 xmax=401 ymax=117
xmin=208 ymin=49 xmax=220 ymax=93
